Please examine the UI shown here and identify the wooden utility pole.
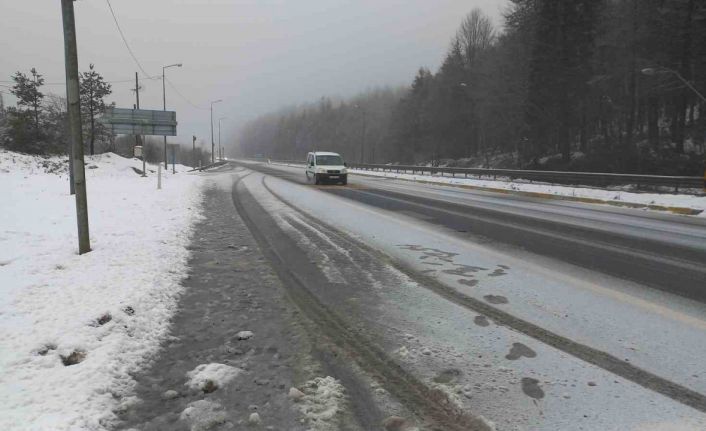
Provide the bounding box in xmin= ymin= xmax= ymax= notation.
xmin=134 ymin=72 xmax=146 ymax=177
xmin=61 ymin=0 xmax=91 ymax=254
xmin=192 ymin=135 xmax=196 ymax=167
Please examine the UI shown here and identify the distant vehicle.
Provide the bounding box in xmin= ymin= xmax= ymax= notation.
xmin=305 ymin=151 xmax=348 ymax=185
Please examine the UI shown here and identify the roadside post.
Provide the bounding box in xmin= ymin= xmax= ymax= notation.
xmin=192 ymin=135 xmax=197 ymax=168
xmin=61 ymin=0 xmax=90 ymax=254
xmin=158 ymin=164 xmax=162 ymax=190
xmin=199 ymin=160 xmax=202 ymax=172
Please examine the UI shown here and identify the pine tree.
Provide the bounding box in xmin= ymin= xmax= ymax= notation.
xmin=79 ymin=64 xmax=112 ymax=155
xmin=10 ymin=68 xmax=44 ymax=137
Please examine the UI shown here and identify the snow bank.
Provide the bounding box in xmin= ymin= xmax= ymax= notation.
xmin=0 ymin=150 xmax=204 ymax=430
xmin=350 ymin=169 xmax=706 ymax=215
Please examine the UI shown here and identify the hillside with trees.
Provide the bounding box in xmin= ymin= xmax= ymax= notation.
xmin=238 ymin=0 xmax=706 ymax=175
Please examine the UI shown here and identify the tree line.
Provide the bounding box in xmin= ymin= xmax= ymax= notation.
xmin=1 ymin=65 xmax=112 ymax=155
xmin=238 ymin=0 xmax=706 ymax=175
xmin=0 ymin=66 xmax=211 ymax=166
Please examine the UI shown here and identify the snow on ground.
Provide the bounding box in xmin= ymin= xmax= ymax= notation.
xmin=0 ymin=150 xmax=204 ymax=430
xmin=348 ymin=168 xmax=706 ymax=214
xmin=294 ymin=376 xmax=347 ymax=431
xmin=185 ymin=363 xmax=243 ymax=393
xmin=179 ymin=399 xmax=228 ymax=431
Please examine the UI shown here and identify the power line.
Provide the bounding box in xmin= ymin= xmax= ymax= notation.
xmin=104 ymin=0 xmax=208 ymax=111
xmin=165 ymin=77 xmax=209 ymax=110
xmin=105 ymin=0 xmax=151 ymax=79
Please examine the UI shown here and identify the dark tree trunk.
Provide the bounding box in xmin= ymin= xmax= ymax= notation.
xmin=647 ymin=97 xmax=659 ymax=148
xmin=675 ymin=0 xmax=695 ymax=153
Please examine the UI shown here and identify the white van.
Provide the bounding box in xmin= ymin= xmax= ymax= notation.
xmin=305 ymin=152 xmax=348 ymax=185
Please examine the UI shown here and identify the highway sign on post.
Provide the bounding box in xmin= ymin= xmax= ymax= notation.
xmin=101 ymin=108 xmax=177 ymax=136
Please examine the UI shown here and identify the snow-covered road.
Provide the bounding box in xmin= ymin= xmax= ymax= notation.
xmin=233 ymin=162 xmax=706 ymax=430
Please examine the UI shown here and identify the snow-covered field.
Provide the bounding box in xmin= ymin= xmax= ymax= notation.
xmin=349 ymin=169 xmax=706 ymax=215
xmin=0 ymin=151 xmax=204 ymax=430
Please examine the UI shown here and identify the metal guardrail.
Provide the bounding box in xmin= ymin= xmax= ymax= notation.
xmin=349 ymin=163 xmax=704 ymax=194
xmin=254 ymin=158 xmax=704 ymax=193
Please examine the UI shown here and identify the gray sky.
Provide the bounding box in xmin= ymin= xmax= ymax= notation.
xmin=0 ymin=0 xmax=508 ymax=151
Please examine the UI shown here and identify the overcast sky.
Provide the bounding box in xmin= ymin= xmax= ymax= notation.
xmin=0 ymin=0 xmax=508 ymax=152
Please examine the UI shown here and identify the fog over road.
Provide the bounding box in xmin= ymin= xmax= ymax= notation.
xmin=214 ymin=161 xmax=706 ymax=430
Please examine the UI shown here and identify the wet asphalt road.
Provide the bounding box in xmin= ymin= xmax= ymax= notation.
xmin=238 ymin=162 xmax=706 ymax=303
xmin=231 ymin=166 xmax=706 ymax=429
xmin=118 ymin=163 xmax=706 ymax=430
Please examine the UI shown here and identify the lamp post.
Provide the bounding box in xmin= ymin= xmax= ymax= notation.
xmin=210 ymin=99 xmax=222 ymax=163
xmin=162 ymin=63 xmax=182 ymax=168
xmin=354 ymin=104 xmax=366 ymax=163
xmin=218 ymin=117 xmax=227 ymax=160
xmin=641 ymin=67 xmax=706 ymax=103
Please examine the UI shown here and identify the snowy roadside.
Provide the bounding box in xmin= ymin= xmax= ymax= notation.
xmin=263 ymin=161 xmax=706 ymax=216
xmin=349 ymin=168 xmax=706 ymax=215
xmin=0 ymin=151 xmax=205 ymax=430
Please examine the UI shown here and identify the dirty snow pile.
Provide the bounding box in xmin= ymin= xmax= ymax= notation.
xmin=0 ymin=150 xmax=204 ymax=430
xmin=185 ymin=363 xmax=243 ymax=392
xmin=350 ymin=169 xmax=706 ymax=215
xmin=294 ymin=376 xmax=347 ymax=431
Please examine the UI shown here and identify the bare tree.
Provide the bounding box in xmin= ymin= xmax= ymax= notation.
xmin=455 ymin=9 xmax=496 ymax=66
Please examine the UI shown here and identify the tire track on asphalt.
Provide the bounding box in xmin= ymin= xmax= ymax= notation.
xmin=258 ymin=173 xmax=706 ymax=415
xmin=231 ymin=173 xmax=494 ymax=431
xmin=248 ymin=162 xmax=706 ymax=302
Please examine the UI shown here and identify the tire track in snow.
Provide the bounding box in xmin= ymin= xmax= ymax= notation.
xmin=232 ymin=173 xmax=494 ymax=431
xmin=258 ymin=174 xmax=706 ymax=415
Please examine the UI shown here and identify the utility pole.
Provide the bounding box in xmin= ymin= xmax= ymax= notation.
xmin=162 ymin=68 xmax=167 ymax=169
xmin=162 ymin=63 xmax=182 ymax=169
xmin=133 ymin=72 xmax=146 ymax=177
xmin=61 ymin=0 xmax=90 ymax=254
xmin=218 ymin=117 xmax=226 ymax=161
xmin=210 ymin=99 xmax=222 ymax=163
xmin=360 ymin=108 xmax=367 ymax=164
xmin=192 ymin=135 xmax=196 ymax=167
xmin=211 ymin=103 xmax=214 ymax=163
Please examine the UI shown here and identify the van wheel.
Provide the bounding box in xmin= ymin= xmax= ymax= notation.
xmin=305 ymin=171 xmax=310 ymax=181
xmin=341 ymin=178 xmax=347 ymax=185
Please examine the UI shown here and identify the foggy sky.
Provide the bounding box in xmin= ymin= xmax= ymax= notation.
xmin=0 ymin=0 xmax=508 ymax=153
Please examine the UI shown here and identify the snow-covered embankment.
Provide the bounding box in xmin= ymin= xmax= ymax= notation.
xmin=0 ymin=151 xmax=204 ymax=430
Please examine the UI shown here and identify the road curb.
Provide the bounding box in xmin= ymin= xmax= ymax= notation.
xmin=350 ymin=171 xmax=704 ymax=216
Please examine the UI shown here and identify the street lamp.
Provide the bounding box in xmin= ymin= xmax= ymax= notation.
xmin=354 ymin=104 xmax=366 ymax=163
xmin=162 ymin=63 xmax=182 ymax=169
xmin=641 ymin=67 xmax=706 ymax=103
xmin=218 ymin=117 xmax=227 ymax=160
xmin=210 ymin=99 xmax=223 ymax=163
